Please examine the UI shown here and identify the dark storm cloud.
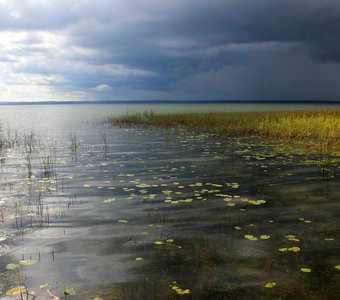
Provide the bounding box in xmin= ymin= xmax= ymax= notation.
xmin=63 ymin=0 xmax=340 ymax=90
xmin=0 ymin=0 xmax=340 ymax=100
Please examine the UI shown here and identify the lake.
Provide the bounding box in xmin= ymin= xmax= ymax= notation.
xmin=0 ymin=103 xmax=339 ymax=299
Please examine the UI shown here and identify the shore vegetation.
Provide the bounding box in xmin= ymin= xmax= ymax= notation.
xmin=110 ymin=109 xmax=340 ymax=153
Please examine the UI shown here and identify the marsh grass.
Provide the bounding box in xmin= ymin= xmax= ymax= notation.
xmin=0 ymin=122 xmax=18 ymax=150
xmin=111 ymin=109 xmax=340 ymax=180
xmin=38 ymin=143 xmax=57 ymax=179
xmin=110 ymin=109 xmax=340 ymax=151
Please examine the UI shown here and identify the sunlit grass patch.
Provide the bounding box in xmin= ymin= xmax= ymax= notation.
xmin=110 ymin=109 xmax=340 ymax=152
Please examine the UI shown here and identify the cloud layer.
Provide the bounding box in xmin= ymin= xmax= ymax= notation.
xmin=0 ymin=0 xmax=340 ymax=101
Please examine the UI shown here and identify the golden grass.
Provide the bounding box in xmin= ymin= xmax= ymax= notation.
xmin=110 ymin=109 xmax=340 ymax=146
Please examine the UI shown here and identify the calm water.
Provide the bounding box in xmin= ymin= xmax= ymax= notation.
xmin=0 ymin=104 xmax=339 ymax=299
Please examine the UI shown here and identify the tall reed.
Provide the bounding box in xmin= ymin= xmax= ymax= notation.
xmin=110 ymin=109 xmax=340 ymax=148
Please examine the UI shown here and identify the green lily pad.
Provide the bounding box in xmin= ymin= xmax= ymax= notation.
xmin=300 ymin=268 xmax=312 ymax=273
xmin=19 ymin=259 xmax=38 ymax=266
xmin=6 ymin=286 xmax=27 ymax=296
xmin=6 ymin=263 xmax=20 ymax=270
xmin=244 ymin=235 xmax=258 ymax=241
xmin=64 ymin=287 xmax=76 ymax=295
xmin=263 ymin=282 xmax=276 ymax=288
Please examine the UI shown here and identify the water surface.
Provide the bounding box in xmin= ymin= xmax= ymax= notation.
xmin=0 ymin=104 xmax=339 ymax=299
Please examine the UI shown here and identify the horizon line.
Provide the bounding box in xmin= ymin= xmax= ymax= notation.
xmin=0 ymin=99 xmax=340 ymax=106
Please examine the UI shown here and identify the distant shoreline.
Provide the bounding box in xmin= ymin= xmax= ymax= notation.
xmin=0 ymin=100 xmax=340 ymax=106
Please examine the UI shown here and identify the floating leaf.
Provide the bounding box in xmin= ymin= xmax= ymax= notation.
xmin=263 ymin=282 xmax=276 ymax=288
xmin=6 ymin=263 xmax=20 ymax=270
xmin=118 ymin=219 xmax=128 ymax=223
xmin=260 ymin=235 xmax=270 ymax=240
xmin=64 ymin=288 xmax=76 ymax=295
xmin=244 ymin=235 xmax=258 ymax=241
xmin=176 ymin=289 xmax=191 ymax=295
xmin=6 ymin=286 xmax=27 ymax=296
xmin=39 ymin=284 xmax=49 ymax=289
xmin=248 ymin=200 xmax=266 ymax=205
xmin=154 ymin=241 xmax=164 ymax=245
xmin=19 ymin=259 xmax=38 ymax=266
xmin=135 ymin=257 xmax=143 ymax=261
xmin=104 ymin=197 xmax=115 ymax=203
xmin=335 ymin=265 xmax=340 ymax=270
xmin=300 ymin=268 xmax=312 ymax=273
xmin=171 ymin=285 xmax=191 ymax=295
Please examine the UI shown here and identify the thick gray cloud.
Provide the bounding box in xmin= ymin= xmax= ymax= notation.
xmin=0 ymin=0 xmax=339 ymax=101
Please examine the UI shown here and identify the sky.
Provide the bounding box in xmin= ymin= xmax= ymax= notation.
xmin=0 ymin=0 xmax=340 ymax=102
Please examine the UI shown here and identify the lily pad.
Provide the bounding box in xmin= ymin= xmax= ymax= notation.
xmin=263 ymin=282 xmax=276 ymax=288
xmin=19 ymin=259 xmax=38 ymax=266
xmin=300 ymin=268 xmax=312 ymax=273
xmin=104 ymin=197 xmax=115 ymax=203
xmin=6 ymin=286 xmax=27 ymax=296
xmin=244 ymin=235 xmax=258 ymax=241
xmin=6 ymin=263 xmax=20 ymax=270
xmin=64 ymin=287 xmax=76 ymax=295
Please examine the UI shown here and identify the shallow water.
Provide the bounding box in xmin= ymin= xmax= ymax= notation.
xmin=0 ymin=104 xmax=339 ymax=299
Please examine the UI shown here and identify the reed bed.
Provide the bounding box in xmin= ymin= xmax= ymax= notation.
xmin=110 ymin=109 xmax=340 ymax=148
xmin=0 ymin=122 xmax=18 ymax=149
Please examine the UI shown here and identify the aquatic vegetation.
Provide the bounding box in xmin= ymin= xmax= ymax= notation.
xmin=70 ymin=132 xmax=79 ymax=153
xmin=110 ymin=109 xmax=340 ymax=150
xmin=0 ymin=109 xmax=339 ymax=300
xmin=19 ymin=259 xmax=38 ymax=266
xmin=263 ymin=282 xmax=277 ymax=288
xmin=5 ymin=285 xmax=27 ymax=296
xmin=64 ymin=287 xmax=76 ymax=295
xmin=118 ymin=219 xmax=128 ymax=223
xmin=244 ymin=234 xmax=258 ymax=241
xmin=0 ymin=122 xmax=18 ymax=150
xmin=300 ymin=268 xmax=312 ymax=273
xmin=170 ymin=282 xmax=191 ymax=295
xmin=6 ymin=263 xmax=20 ymax=270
